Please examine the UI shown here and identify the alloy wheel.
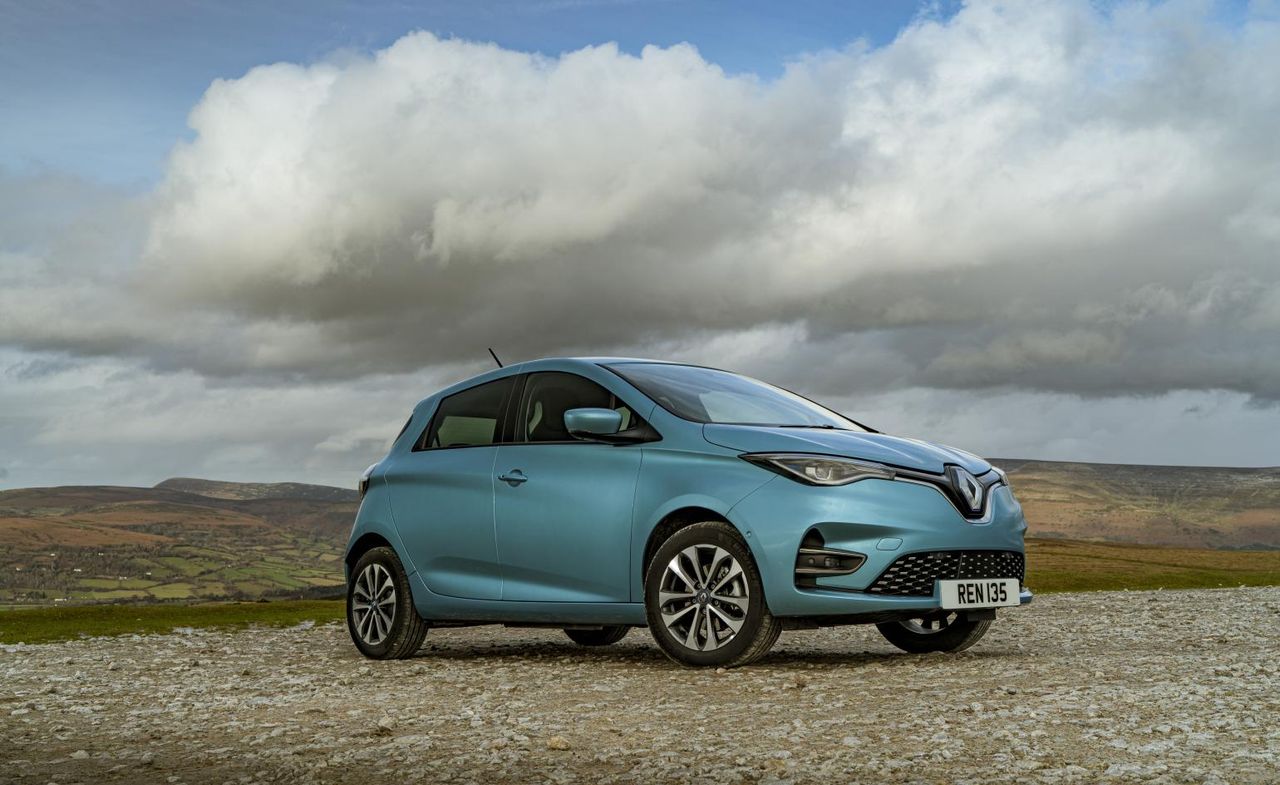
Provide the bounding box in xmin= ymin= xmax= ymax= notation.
xmin=899 ymin=611 xmax=959 ymax=635
xmin=352 ymin=563 xmax=396 ymax=646
xmin=658 ymin=544 xmax=750 ymax=652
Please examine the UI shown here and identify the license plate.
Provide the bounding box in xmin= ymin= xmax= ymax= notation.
xmin=938 ymin=578 xmax=1020 ymax=609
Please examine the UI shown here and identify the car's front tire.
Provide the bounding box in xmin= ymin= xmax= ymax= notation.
xmin=347 ymin=546 xmax=428 ymax=659
xmin=876 ymin=612 xmax=991 ymax=653
xmin=644 ymin=521 xmax=780 ymax=667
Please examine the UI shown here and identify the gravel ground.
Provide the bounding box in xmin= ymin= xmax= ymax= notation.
xmin=2 ymin=587 xmax=1278 ymax=785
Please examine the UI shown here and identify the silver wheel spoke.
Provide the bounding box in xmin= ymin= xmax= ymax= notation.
xmin=709 ymin=561 xmax=743 ymax=594
xmin=661 ymin=603 xmax=697 ymax=627
xmin=901 ymin=613 xmax=953 ymax=636
xmin=669 ymin=552 xmax=701 ymax=590
xmin=711 ymin=593 xmax=747 ymax=611
xmin=376 ymin=589 xmax=396 ymax=608
xmin=659 ymin=589 xmax=694 ymax=605
xmin=705 ymin=547 xmax=731 ymax=585
xmin=683 ymin=607 xmax=703 ymax=650
xmin=681 ymin=546 xmax=709 ymax=585
xmin=708 ymin=604 xmax=744 ymax=635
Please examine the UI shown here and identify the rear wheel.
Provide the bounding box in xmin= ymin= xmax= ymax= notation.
xmin=564 ymin=626 xmax=630 ymax=646
xmin=876 ymin=611 xmax=990 ymax=653
xmin=644 ymin=521 xmax=780 ymax=667
xmin=347 ymin=546 xmax=428 ymax=659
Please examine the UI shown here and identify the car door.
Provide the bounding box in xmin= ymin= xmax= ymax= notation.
xmin=383 ymin=376 xmax=516 ymax=601
xmin=494 ymin=371 xmax=644 ymax=603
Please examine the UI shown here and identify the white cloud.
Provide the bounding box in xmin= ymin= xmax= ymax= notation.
xmin=3 ymin=0 xmax=1280 ymax=485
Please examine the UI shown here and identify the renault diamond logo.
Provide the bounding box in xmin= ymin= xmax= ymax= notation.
xmin=947 ymin=466 xmax=985 ymax=515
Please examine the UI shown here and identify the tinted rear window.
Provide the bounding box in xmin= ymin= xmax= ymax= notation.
xmin=417 ymin=377 xmax=516 ymax=449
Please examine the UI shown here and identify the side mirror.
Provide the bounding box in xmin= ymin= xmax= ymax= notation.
xmin=564 ymin=407 xmax=623 ymax=439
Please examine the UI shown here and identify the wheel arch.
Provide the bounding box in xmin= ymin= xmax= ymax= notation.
xmin=345 ymin=532 xmax=394 ymax=580
xmin=640 ymin=505 xmax=764 ymax=591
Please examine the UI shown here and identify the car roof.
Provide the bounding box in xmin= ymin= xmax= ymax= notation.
xmin=411 ymin=356 xmax=692 ymax=412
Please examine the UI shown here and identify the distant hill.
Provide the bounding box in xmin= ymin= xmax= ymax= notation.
xmin=155 ymin=477 xmax=358 ymax=502
xmin=0 ymin=481 xmax=356 ymax=605
xmin=994 ymin=460 xmax=1280 ymax=550
xmin=2 ymin=460 xmax=1277 ymax=605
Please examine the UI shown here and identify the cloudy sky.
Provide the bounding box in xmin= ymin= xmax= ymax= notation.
xmin=2 ymin=0 xmax=1278 ymax=490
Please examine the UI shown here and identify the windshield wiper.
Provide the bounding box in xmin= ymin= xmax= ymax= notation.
xmin=774 ymin=424 xmax=850 ymax=430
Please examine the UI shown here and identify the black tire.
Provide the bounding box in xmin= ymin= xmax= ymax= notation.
xmin=347 ymin=546 xmax=428 ymax=660
xmin=564 ymin=626 xmax=630 ymax=646
xmin=876 ymin=612 xmax=991 ymax=654
xmin=644 ymin=521 xmax=780 ymax=667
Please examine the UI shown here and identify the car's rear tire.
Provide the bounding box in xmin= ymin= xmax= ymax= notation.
xmin=347 ymin=546 xmax=428 ymax=660
xmin=876 ymin=612 xmax=991 ymax=653
xmin=644 ymin=521 xmax=780 ymax=667
xmin=564 ymin=626 xmax=630 ymax=646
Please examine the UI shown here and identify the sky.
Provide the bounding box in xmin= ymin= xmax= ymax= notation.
xmin=1 ymin=0 xmax=1278 ymax=490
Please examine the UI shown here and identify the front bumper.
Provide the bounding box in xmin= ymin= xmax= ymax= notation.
xmin=727 ymin=475 xmax=1031 ymax=618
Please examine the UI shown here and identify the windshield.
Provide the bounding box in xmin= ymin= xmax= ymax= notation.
xmin=606 ymin=363 xmax=868 ymax=430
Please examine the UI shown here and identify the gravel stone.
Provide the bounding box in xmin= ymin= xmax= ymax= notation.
xmin=1 ymin=587 xmax=1277 ymax=783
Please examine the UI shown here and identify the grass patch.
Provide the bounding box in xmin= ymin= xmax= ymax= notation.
xmin=1026 ymin=538 xmax=1280 ymax=593
xmin=0 ymin=599 xmax=344 ymax=644
xmin=77 ymin=578 xmax=157 ymax=590
xmin=147 ymin=582 xmax=195 ymax=600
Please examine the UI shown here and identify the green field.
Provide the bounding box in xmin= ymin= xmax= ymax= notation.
xmin=2 ymin=538 xmax=1276 ymax=645
xmin=1026 ymin=537 xmax=1280 ymax=592
xmin=0 ymin=600 xmax=344 ymax=644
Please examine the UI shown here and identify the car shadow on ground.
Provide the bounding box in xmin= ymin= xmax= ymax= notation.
xmin=405 ymin=640 xmax=671 ymax=664
xmin=760 ymin=646 xmax=1024 ymax=667
xmin=355 ymin=635 xmax=1027 ymax=669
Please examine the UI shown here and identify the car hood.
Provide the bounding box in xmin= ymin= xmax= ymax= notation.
xmin=702 ymin=424 xmax=991 ymax=476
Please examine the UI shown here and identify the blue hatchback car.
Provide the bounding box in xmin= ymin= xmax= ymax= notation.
xmin=345 ymin=358 xmax=1031 ymax=667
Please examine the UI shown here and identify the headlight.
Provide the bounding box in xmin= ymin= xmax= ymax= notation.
xmin=741 ymin=453 xmax=896 ymax=486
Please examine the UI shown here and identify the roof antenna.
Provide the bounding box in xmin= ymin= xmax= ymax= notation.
xmin=487 ymin=347 xmax=504 ymax=368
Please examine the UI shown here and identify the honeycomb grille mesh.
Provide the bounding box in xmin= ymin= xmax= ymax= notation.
xmin=866 ymin=550 xmax=1025 ymax=596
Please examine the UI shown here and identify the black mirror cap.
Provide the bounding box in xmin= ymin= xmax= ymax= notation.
xmin=573 ymin=421 xmax=663 ymax=445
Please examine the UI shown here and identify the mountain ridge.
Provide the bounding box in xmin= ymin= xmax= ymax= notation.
xmin=155 ymin=477 xmax=358 ymax=503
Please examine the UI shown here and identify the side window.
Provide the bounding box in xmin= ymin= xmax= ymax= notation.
xmin=519 ymin=372 xmax=638 ymax=443
xmin=417 ymin=377 xmax=515 ymax=450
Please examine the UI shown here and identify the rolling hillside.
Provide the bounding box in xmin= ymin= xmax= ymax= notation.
xmin=0 ymin=481 xmax=354 ymax=604
xmin=1 ymin=459 xmax=1277 ymax=605
xmin=996 ymin=460 xmax=1280 ymax=550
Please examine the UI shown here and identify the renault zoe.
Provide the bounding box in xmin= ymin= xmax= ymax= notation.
xmin=345 ymin=358 xmax=1030 ymax=667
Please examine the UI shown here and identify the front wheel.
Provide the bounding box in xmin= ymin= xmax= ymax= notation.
xmin=644 ymin=521 xmax=780 ymax=667
xmin=876 ymin=611 xmax=991 ymax=653
xmin=347 ymin=546 xmax=428 ymax=659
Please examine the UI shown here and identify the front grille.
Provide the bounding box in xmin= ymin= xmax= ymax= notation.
xmin=866 ymin=550 xmax=1024 ymax=596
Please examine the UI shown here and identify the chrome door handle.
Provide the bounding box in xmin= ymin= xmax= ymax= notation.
xmin=498 ymin=469 xmax=528 ymax=486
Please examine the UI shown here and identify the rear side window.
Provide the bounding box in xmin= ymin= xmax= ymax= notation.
xmin=417 ymin=377 xmax=516 ymax=450
xmin=518 ymin=372 xmax=638 ymax=443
